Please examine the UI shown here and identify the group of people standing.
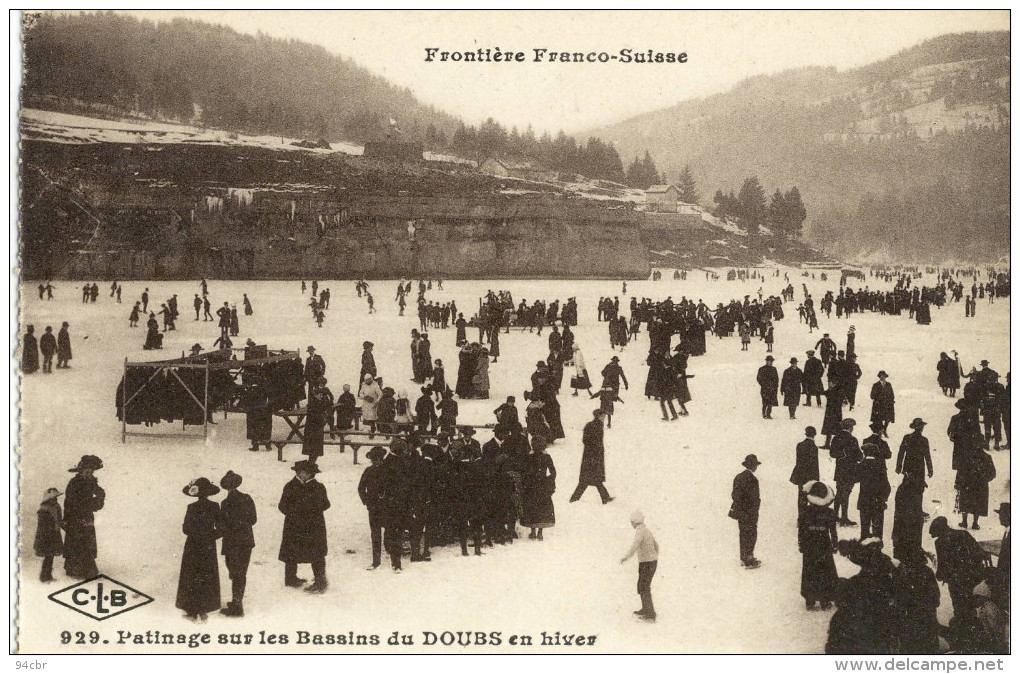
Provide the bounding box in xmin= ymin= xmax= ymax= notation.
xmin=21 ymin=322 xmax=73 ymax=374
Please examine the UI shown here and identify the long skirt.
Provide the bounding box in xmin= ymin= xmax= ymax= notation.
xmin=175 ymin=536 xmax=221 ymax=615
xmin=801 ymin=542 xmax=838 ymax=602
xmin=246 ymin=408 xmax=272 ymax=442
xmin=521 ymin=484 xmax=555 ymax=529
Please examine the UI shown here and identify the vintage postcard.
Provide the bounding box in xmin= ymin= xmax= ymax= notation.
xmin=12 ymin=10 xmax=1011 ymax=658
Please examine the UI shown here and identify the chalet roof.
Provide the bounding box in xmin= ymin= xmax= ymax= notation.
xmin=484 ymin=158 xmax=548 ymax=172
xmin=646 ymin=184 xmax=676 ymax=194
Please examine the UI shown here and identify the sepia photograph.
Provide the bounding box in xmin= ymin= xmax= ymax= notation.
xmin=10 ymin=9 xmax=1011 ymax=660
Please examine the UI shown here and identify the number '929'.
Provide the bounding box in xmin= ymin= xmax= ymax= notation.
xmin=61 ymin=630 xmax=101 ymax=644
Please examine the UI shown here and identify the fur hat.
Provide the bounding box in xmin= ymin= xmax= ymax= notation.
xmin=630 ymin=510 xmax=645 ymax=525
xmin=41 ymin=487 xmax=62 ymax=504
xmin=804 ymin=480 xmax=834 ymax=507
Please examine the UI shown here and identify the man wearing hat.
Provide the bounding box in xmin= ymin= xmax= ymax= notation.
xmin=304 ymin=346 xmax=326 ymax=397
xmin=278 ymin=460 xmax=330 ymax=593
xmin=814 ymin=333 xmax=837 ymax=366
xmin=359 ymin=447 xmax=388 ymax=570
xmin=896 ymin=419 xmax=934 ymax=482
xmin=790 ymin=427 xmax=820 ymax=511
xmin=600 ymin=356 xmax=629 ymax=397
xmin=359 ymin=341 xmax=376 ymax=392
xmin=857 ymin=438 xmax=892 ymax=539
xmin=831 ymin=418 xmax=863 ymax=526
xmin=930 ymin=516 xmax=984 ymax=629
xmin=803 ymin=350 xmax=824 ymax=407
xmin=756 ymin=356 xmax=779 ymax=419
xmin=569 ymin=409 xmax=614 ymax=505
xmin=869 ymin=371 xmax=895 ymax=438
xmin=781 ymin=357 xmax=804 ymax=419
xmin=63 ymin=455 xmax=105 ymax=579
xmin=730 ymin=454 xmax=762 ymax=568
xmin=620 ymin=510 xmax=659 ymax=621
xmin=989 ymin=503 xmax=1010 ymax=611
xmin=218 ymin=471 xmax=257 ymax=617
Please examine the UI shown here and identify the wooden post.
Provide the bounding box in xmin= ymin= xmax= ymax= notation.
xmin=121 ymin=357 xmax=127 ymax=443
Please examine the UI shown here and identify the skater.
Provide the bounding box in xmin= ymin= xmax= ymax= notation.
xmin=891 ymin=471 xmax=927 ymax=563
xmin=129 ymin=302 xmax=141 ymax=328
xmin=359 ymin=375 xmax=383 ymax=437
xmin=830 ymin=418 xmax=862 ymax=526
xmin=521 ymin=436 xmax=556 ymax=541
xmin=176 ymin=477 xmax=221 ymax=622
xmin=730 ymin=454 xmax=762 ymax=569
xmin=39 ymin=326 xmax=56 ymax=373
xmin=278 ymin=460 xmax=330 ymax=593
xmin=569 ymin=344 xmax=592 ymax=396
xmin=244 ymin=374 xmax=273 ymax=452
xmin=35 ymin=488 xmax=63 ymax=583
xmin=56 ymin=322 xmax=72 ymax=369
xmin=620 ymin=510 xmax=659 ymax=622
xmin=781 ymin=357 xmax=804 ymax=419
xmin=569 ymin=410 xmax=614 ymax=504
xmin=756 ymin=355 xmax=779 ymax=419
xmin=243 ymin=294 xmax=253 ymax=316
xmin=193 ymin=294 xmax=202 ymax=321
xmin=870 ymin=371 xmax=895 ymax=438
xmin=21 ymin=325 xmax=39 ymax=374
xmin=896 ymin=419 xmax=934 ymax=482
xmin=937 ymin=351 xmax=962 ymax=397
xmin=601 ymin=355 xmax=629 ymax=396
xmin=955 ymin=444 xmax=995 ymax=530
xmin=303 ymin=377 xmax=335 ymax=463
xmin=202 ymin=296 xmax=213 ymax=322
xmin=217 ymin=471 xmax=256 ymax=617
xmin=590 ymin=385 xmax=623 ymax=429
xmin=798 ymin=481 xmax=838 ymax=609
xmin=359 ymin=341 xmax=377 ymax=388
xmin=62 ymin=455 xmax=104 ymax=579
xmin=790 ymin=426 xmax=820 ymax=510
xmin=216 ymin=302 xmax=231 ymax=337
xmin=142 ymin=287 xmax=150 ymax=313
xmin=803 ymin=350 xmax=824 ymax=407
xmin=857 ymin=441 xmax=892 ymax=539
xmin=359 ymin=446 xmax=388 ymax=570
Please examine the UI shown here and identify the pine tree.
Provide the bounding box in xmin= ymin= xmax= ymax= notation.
xmin=677 ymin=164 xmax=699 ymax=204
xmin=736 ymin=177 xmax=766 ymax=234
xmin=784 ymin=186 xmax=807 ymax=238
xmin=767 ymin=189 xmax=787 ymax=236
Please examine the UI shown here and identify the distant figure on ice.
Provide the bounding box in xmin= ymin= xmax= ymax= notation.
xmin=129 ymin=302 xmax=140 ymax=327
xmin=782 ymin=357 xmax=803 ymax=419
xmin=243 ymin=294 xmax=253 ymax=316
xmin=730 ymin=454 xmax=762 ymax=569
xmin=21 ymin=325 xmax=39 ymax=374
xmin=39 ymin=326 xmax=56 ymax=373
xmin=620 ymin=510 xmax=659 ymax=622
xmin=217 ymin=471 xmax=256 ymax=617
xmin=756 ymin=355 xmax=779 ymax=419
xmin=63 ymin=455 xmax=105 ymax=579
xmin=193 ymin=294 xmax=202 ymax=321
xmin=144 ymin=313 xmax=162 ymax=350
xmin=937 ymin=351 xmax=962 ymax=397
xmin=56 ymin=322 xmax=72 ymax=369
xmin=176 ymin=477 xmax=221 ymax=622
xmin=869 ymin=371 xmax=895 ymax=438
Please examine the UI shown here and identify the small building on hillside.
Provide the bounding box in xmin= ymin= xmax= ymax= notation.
xmin=480 ymin=158 xmax=556 ymax=182
xmin=645 ymin=184 xmax=679 ymax=212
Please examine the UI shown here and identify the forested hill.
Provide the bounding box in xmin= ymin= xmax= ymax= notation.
xmin=587 ymin=31 xmax=1010 ymax=262
xmin=22 ymin=12 xmax=462 ymax=145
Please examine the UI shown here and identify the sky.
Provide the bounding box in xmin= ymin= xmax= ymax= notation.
xmin=93 ymin=10 xmax=1010 ymax=134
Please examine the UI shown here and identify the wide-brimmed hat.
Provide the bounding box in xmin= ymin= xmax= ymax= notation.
xmin=41 ymin=487 xmax=62 ymax=504
xmin=804 ymin=480 xmax=834 ymax=507
xmin=291 ymin=460 xmax=321 ymax=475
xmin=806 ymin=350 xmax=815 ymax=356
xmin=981 ymin=360 xmax=989 ymax=366
xmin=611 ymin=356 xmax=620 ymax=362
xmin=366 ymin=446 xmax=387 ymax=462
xmin=995 ymin=502 xmax=1010 ymax=517
xmin=306 ymin=346 xmax=316 ymax=353
xmin=183 ymin=477 xmax=220 ymax=497
xmin=909 ymin=418 xmax=927 ymax=430
xmin=191 ymin=343 xmax=204 ymax=352
xmin=220 ymin=470 xmax=242 ymax=490
xmin=877 ymin=371 xmax=889 ymax=379
xmin=461 ymin=427 xmax=476 ymax=436
xmin=765 ymin=355 xmax=774 ymax=362
xmin=68 ymin=455 xmax=103 ymax=473
xmin=742 ymin=454 xmax=762 ymax=469
xmin=790 ymin=357 xmax=798 ymax=364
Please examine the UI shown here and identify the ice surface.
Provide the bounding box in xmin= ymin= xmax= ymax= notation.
xmin=15 ymin=271 xmax=1010 ymax=653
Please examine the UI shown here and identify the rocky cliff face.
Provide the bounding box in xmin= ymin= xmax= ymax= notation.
xmin=20 ymin=140 xmax=649 ymax=280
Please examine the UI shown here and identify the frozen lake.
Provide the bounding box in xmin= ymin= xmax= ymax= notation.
xmin=16 ymin=270 xmax=1011 ymax=653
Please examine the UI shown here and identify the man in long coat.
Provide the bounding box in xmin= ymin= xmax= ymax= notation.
xmin=730 ymin=454 xmax=762 ymax=568
xmin=569 ymin=410 xmax=614 ymax=504
xmin=870 ymin=371 xmax=895 ymax=438
xmin=756 ymin=356 xmax=779 ymax=419
xmin=803 ymin=350 xmax=824 ymax=407
xmin=278 ymin=460 xmax=330 ymax=593
xmin=56 ymin=322 xmax=72 ymax=369
xmin=63 ymin=455 xmax=105 ymax=578
xmin=830 ymin=418 xmax=862 ymax=526
xmin=790 ymin=426 xmax=820 ymax=510
xmin=896 ymin=418 xmax=934 ymax=482
xmin=21 ymin=324 xmax=38 ymax=374
xmin=930 ymin=516 xmax=985 ymax=630
xmin=781 ymin=357 xmax=804 ymax=419
xmin=39 ymin=326 xmax=56 ymax=373
xmin=217 ymin=471 xmax=256 ymax=616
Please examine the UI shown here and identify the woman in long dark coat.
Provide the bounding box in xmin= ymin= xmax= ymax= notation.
xmin=488 ymin=328 xmax=500 ymax=363
xmin=869 ymin=372 xmax=895 ymax=437
xmin=303 ymin=378 xmax=335 ymax=462
xmin=245 ymin=377 xmax=273 ymax=452
xmin=891 ymin=473 xmax=926 ymax=562
xmin=937 ymin=352 xmax=961 ymax=396
xmin=419 ymin=336 xmax=434 ymax=380
xmin=955 ymin=445 xmax=995 ymax=529
xmin=278 ymin=461 xmax=330 ymax=590
xmin=644 ymin=350 xmax=664 ymax=400
xmin=63 ymin=455 xmax=105 ymax=579
xmin=456 ymin=344 xmax=477 ymax=398
xmin=891 ymin=548 xmax=940 ymax=654
xmin=176 ymin=478 xmax=221 ymax=620
xmin=521 ymin=436 xmax=556 ymax=539
xmin=820 ymin=387 xmax=844 ymax=448
xmin=947 ymin=399 xmax=982 ymax=471
xmin=671 ymin=349 xmax=693 ymax=411
xmin=799 ymin=481 xmax=839 ymax=609
xmin=22 ymin=325 xmax=39 ymax=374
